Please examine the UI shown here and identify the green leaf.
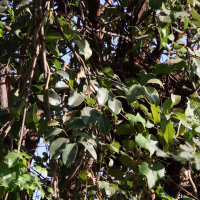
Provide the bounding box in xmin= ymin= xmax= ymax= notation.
xmin=5 ymin=152 xmax=23 ymax=168
xmin=171 ymin=94 xmax=181 ymax=105
xmin=79 ymin=170 xmax=87 ymax=181
xmin=148 ymin=0 xmax=165 ymax=9
xmin=44 ymin=128 xmax=63 ymax=143
xmin=46 ymin=41 xmax=60 ymax=57
xmin=156 ymin=15 xmax=170 ymax=28
xmin=45 ymin=32 xmax=62 ymax=41
xmin=103 ymin=67 xmax=114 ymax=78
xmin=156 ymin=186 xmax=176 ymax=200
xmin=81 ymin=107 xmax=99 ymax=125
xmin=145 ymin=86 xmax=160 ymax=106
xmin=55 ymin=81 xmax=69 ymax=91
xmin=13 ymin=0 xmax=29 ymax=7
xmin=78 ymin=141 xmax=97 ymax=160
xmin=139 ymin=162 xmax=165 ymax=189
xmin=126 ymin=85 xmax=145 ymax=103
xmin=163 ymin=98 xmax=173 ymax=115
xmin=97 ymin=114 xmax=110 ymax=134
xmin=15 ymin=174 xmax=37 ymax=190
xmin=33 ymin=166 xmax=48 ymax=177
xmin=37 ymin=90 xmax=60 ymax=106
xmin=74 ymin=39 xmax=92 ymax=60
xmin=122 ymin=140 xmax=135 ymax=151
xmin=0 ymin=0 xmax=7 ymax=13
xmin=68 ymin=119 xmax=85 ymax=130
xmin=118 ymin=154 xmax=133 ymax=167
xmin=97 ymin=87 xmax=109 ymax=105
xmin=108 ymin=98 xmax=122 ymax=115
xmin=110 ymin=141 xmax=121 ymax=153
xmin=68 ymin=92 xmax=85 ymax=108
xmin=62 ymin=143 xmax=78 ymax=167
xmin=135 ymin=134 xmax=158 ymax=157
xmin=151 ymin=104 xmax=160 ymax=124
xmin=85 ymin=96 xmax=95 ymax=105
xmin=126 ymin=113 xmax=146 ymax=128
xmin=49 ymin=138 xmax=69 ymax=159
xmin=10 ymin=98 xmax=25 ymax=120
xmin=146 ymin=78 xmax=164 ymax=88
xmin=38 ymin=119 xmax=48 ymax=137
xmin=97 ymin=181 xmax=116 ymax=197
xmin=160 ymin=120 xmax=174 ymax=143
xmin=50 ymin=58 xmax=61 ymax=69
xmin=116 ymin=124 xmax=134 ymax=135
xmin=26 ymin=103 xmax=37 ymax=129
xmin=71 ymin=132 xmax=97 ymax=148
xmin=192 ymin=57 xmax=200 ymax=78
xmin=56 ymin=70 xmax=69 ymax=80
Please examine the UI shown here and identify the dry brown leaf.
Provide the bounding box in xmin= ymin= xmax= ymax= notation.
xmin=75 ymin=70 xmax=85 ymax=83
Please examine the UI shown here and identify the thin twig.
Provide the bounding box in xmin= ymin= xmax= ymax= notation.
xmin=85 ymin=73 xmax=129 ymax=89
xmin=39 ymin=0 xmax=51 ymax=122
xmin=4 ymin=191 xmax=9 ymax=200
xmin=188 ymin=169 xmax=198 ymax=198
xmin=166 ymin=175 xmax=198 ymax=200
xmin=17 ymin=43 xmax=40 ymax=154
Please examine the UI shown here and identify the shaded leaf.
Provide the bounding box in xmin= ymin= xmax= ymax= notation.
xmin=62 ymin=143 xmax=78 ymax=167
xmin=139 ymin=162 xmax=165 ymax=189
xmin=68 ymin=92 xmax=85 ymax=108
xmin=97 ymin=87 xmax=109 ymax=105
xmin=78 ymin=141 xmax=97 ymax=160
xmin=68 ymin=119 xmax=85 ymax=130
xmin=126 ymin=85 xmax=145 ymax=103
xmin=135 ymin=134 xmax=158 ymax=157
xmin=44 ymin=128 xmax=63 ymax=143
xmin=97 ymin=114 xmax=110 ymax=134
xmin=49 ymin=138 xmax=69 ymax=159
xmin=81 ymin=107 xmax=99 ymax=125
xmin=116 ymin=124 xmax=134 ymax=135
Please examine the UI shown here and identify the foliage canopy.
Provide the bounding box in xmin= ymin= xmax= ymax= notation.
xmin=1 ymin=0 xmax=200 ymax=199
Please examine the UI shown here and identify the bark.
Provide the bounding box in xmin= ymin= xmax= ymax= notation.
xmin=0 ymin=64 xmax=8 ymax=108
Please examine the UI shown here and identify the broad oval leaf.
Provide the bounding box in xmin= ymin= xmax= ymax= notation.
xmin=44 ymin=128 xmax=63 ymax=143
xmin=78 ymin=141 xmax=97 ymax=160
xmin=126 ymin=113 xmax=146 ymax=128
xmin=62 ymin=143 xmax=78 ymax=167
xmin=81 ymin=107 xmax=99 ymax=125
xmin=97 ymin=114 xmax=110 ymax=135
xmin=145 ymin=86 xmax=160 ymax=106
xmin=68 ymin=119 xmax=85 ymax=130
xmin=37 ymin=90 xmax=60 ymax=106
xmin=56 ymin=70 xmax=69 ymax=81
xmin=55 ymin=81 xmax=69 ymax=92
xmin=97 ymin=88 xmax=109 ymax=105
xmin=126 ymin=85 xmax=145 ymax=103
xmin=68 ymin=92 xmax=85 ymax=108
xmin=74 ymin=39 xmax=92 ymax=60
xmin=49 ymin=138 xmax=70 ymax=159
xmin=108 ymin=98 xmax=122 ymax=115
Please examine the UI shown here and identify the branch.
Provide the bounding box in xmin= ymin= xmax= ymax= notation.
xmin=166 ymin=175 xmax=198 ymax=200
xmin=188 ymin=170 xmax=198 ymax=198
xmin=17 ymin=43 xmax=40 ymax=154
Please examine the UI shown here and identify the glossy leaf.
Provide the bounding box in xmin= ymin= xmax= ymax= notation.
xmin=126 ymin=113 xmax=146 ymax=128
xmin=74 ymin=39 xmax=92 ymax=60
xmin=68 ymin=92 xmax=85 ymax=108
xmin=126 ymin=85 xmax=145 ymax=103
xmin=97 ymin=114 xmax=110 ymax=134
xmin=145 ymin=86 xmax=160 ymax=106
xmin=37 ymin=90 xmax=60 ymax=106
xmin=160 ymin=120 xmax=174 ymax=143
xmin=49 ymin=138 xmax=69 ymax=159
xmin=135 ymin=134 xmax=158 ymax=157
xmin=108 ymin=98 xmax=122 ymax=115
xmin=78 ymin=141 xmax=97 ymax=160
xmin=139 ymin=162 xmax=165 ymax=189
xmin=97 ymin=87 xmax=109 ymax=105
xmin=62 ymin=143 xmax=78 ymax=167
xmin=44 ymin=128 xmax=63 ymax=143
xmin=81 ymin=107 xmax=99 ymax=125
